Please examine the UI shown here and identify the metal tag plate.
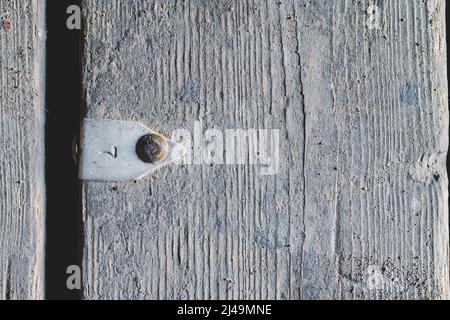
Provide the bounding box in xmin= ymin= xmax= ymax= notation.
xmin=79 ymin=119 xmax=185 ymax=181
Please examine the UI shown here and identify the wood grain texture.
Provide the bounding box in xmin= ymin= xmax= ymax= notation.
xmin=0 ymin=0 xmax=46 ymax=300
xmin=81 ymin=0 xmax=448 ymax=299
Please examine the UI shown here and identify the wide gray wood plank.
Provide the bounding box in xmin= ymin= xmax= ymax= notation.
xmin=81 ymin=0 xmax=448 ymax=299
xmin=0 ymin=0 xmax=46 ymax=300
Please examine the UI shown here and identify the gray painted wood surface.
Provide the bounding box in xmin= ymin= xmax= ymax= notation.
xmin=81 ymin=0 xmax=448 ymax=299
xmin=0 ymin=0 xmax=46 ymax=300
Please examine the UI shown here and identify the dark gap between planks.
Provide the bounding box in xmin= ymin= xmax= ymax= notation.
xmin=45 ymin=0 xmax=82 ymax=300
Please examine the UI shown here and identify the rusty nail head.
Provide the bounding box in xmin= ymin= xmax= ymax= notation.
xmin=2 ymin=21 xmax=11 ymax=30
xmin=136 ymin=134 xmax=168 ymax=164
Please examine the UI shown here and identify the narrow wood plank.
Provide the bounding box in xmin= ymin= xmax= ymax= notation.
xmin=326 ymin=0 xmax=449 ymax=299
xmin=0 ymin=0 xmax=46 ymax=300
xmin=81 ymin=0 xmax=448 ymax=299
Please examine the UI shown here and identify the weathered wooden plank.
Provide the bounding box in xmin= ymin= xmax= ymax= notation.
xmin=326 ymin=0 xmax=449 ymax=300
xmin=0 ymin=0 xmax=46 ymax=300
xmin=81 ymin=0 xmax=448 ymax=299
